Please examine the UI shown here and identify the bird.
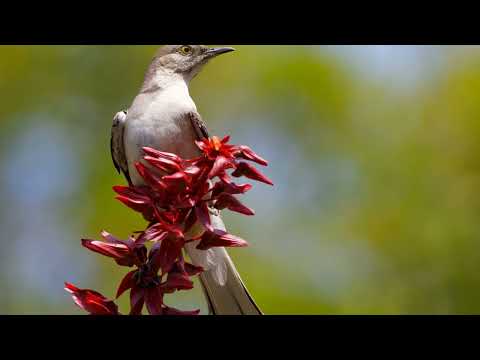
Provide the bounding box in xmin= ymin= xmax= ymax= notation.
xmin=110 ymin=45 xmax=262 ymax=315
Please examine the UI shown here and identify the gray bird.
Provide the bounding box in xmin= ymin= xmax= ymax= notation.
xmin=110 ymin=45 xmax=262 ymax=315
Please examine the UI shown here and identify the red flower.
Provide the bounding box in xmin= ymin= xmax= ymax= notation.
xmin=115 ymin=264 xmax=164 ymax=315
xmin=116 ymin=270 xmax=137 ymax=299
xmin=234 ymin=145 xmax=269 ymax=166
xmin=211 ymin=176 xmax=252 ymax=197
xmin=214 ymin=193 xmax=255 ymax=216
xmin=196 ymin=229 xmax=249 ymax=250
xmin=151 ymin=234 xmax=184 ymax=274
xmin=81 ymin=231 xmax=147 ymax=267
xmin=161 ymin=256 xmax=204 ymax=294
xmin=195 ymin=134 xmax=269 ymax=172
xmin=129 ymin=282 xmax=164 ymax=315
xmin=195 ymin=136 xmax=237 ymax=178
xmin=113 ymin=185 xmax=156 ymax=221
xmin=232 ymin=161 xmax=273 ymax=186
xmin=142 ymin=220 xmax=186 ymax=274
xmin=134 ymin=161 xmax=165 ymax=188
xmin=66 ymin=134 xmax=271 ymax=316
xmin=64 ymin=282 xmax=119 ymax=315
xmin=114 ymin=255 xmax=202 ymax=315
xmin=208 ymin=155 xmax=236 ymax=179
xmin=142 ymin=147 xmax=184 ymax=174
xmin=195 ymin=135 xmax=235 ymax=160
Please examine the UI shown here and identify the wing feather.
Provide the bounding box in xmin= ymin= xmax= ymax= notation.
xmin=110 ymin=110 xmax=132 ymax=185
xmin=188 ymin=111 xmax=210 ymax=140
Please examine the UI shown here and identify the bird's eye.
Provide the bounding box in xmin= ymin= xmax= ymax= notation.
xmin=179 ymin=46 xmax=193 ymax=56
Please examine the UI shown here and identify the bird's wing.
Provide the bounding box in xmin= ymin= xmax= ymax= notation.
xmin=188 ymin=111 xmax=210 ymax=140
xmin=110 ymin=110 xmax=132 ymax=185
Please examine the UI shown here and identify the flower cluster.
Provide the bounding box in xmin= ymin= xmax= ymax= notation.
xmin=65 ymin=136 xmax=272 ymax=315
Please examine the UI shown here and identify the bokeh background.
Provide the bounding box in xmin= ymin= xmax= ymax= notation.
xmin=1 ymin=45 xmax=480 ymax=314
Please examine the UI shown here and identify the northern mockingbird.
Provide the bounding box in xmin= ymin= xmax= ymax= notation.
xmin=110 ymin=45 xmax=262 ymax=315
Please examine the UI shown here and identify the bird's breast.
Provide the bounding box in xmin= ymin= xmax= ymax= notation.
xmin=124 ymin=91 xmax=200 ymax=185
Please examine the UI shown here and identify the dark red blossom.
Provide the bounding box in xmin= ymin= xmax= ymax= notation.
xmin=117 ymin=264 xmax=164 ymax=315
xmin=142 ymin=147 xmax=183 ymax=166
xmin=150 ymin=234 xmax=184 ymax=274
xmin=214 ymin=193 xmax=255 ymax=216
xmin=116 ymin=270 xmax=137 ymax=299
xmin=196 ymin=229 xmax=249 ymax=250
xmin=195 ymin=135 xmax=268 ymax=171
xmin=234 ymin=145 xmax=269 ymax=166
xmin=64 ymin=282 xmax=119 ymax=315
xmin=208 ymin=155 xmax=236 ymax=179
xmin=195 ymin=135 xmax=234 ymax=160
xmin=231 ymin=162 xmax=273 ymax=186
xmin=135 ymin=162 xmax=167 ymax=192
xmin=143 ymin=153 xmax=183 ymax=174
xmin=129 ymin=283 xmax=164 ymax=315
xmin=161 ymin=256 xmax=203 ymax=294
xmin=211 ymin=176 xmax=252 ymax=197
xmin=113 ymin=185 xmax=156 ymax=221
xmin=66 ymin=135 xmax=271 ymax=316
xmin=114 ymin=256 xmax=203 ymax=315
xmin=195 ymin=201 xmax=213 ymax=232
xmin=82 ymin=231 xmax=147 ymax=267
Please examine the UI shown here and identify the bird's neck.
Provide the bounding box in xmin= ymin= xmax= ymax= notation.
xmin=140 ymin=66 xmax=191 ymax=95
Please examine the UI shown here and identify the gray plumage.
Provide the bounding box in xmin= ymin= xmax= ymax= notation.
xmin=110 ymin=45 xmax=262 ymax=315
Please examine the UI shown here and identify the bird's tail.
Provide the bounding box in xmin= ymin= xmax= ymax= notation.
xmin=198 ymin=247 xmax=262 ymax=315
xmin=184 ymin=212 xmax=262 ymax=315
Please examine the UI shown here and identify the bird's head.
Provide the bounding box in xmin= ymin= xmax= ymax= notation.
xmin=150 ymin=45 xmax=235 ymax=83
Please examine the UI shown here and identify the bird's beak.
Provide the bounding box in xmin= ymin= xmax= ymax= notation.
xmin=205 ymin=47 xmax=236 ymax=58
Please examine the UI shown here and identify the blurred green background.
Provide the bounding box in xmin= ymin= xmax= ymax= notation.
xmin=1 ymin=45 xmax=480 ymax=314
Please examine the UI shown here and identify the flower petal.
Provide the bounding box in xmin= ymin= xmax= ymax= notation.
xmin=114 ymin=195 xmax=155 ymax=221
xmin=64 ymin=282 xmax=119 ymax=315
xmin=196 ymin=229 xmax=249 ymax=250
xmin=142 ymin=147 xmax=183 ymax=163
xmin=150 ymin=236 xmax=183 ymax=274
xmin=183 ymin=209 xmax=198 ymax=233
xmin=231 ymin=162 xmax=273 ymax=186
xmin=162 ymin=171 xmax=189 ymax=193
xmin=100 ymin=230 xmax=127 ymax=245
xmin=214 ymin=193 xmax=255 ymax=216
xmin=210 ymin=136 xmax=222 ymax=151
xmin=81 ymin=239 xmax=133 ymax=265
xmin=145 ymin=287 xmax=164 ymax=315
xmin=112 ymin=185 xmax=153 ymax=202
xmin=195 ymin=202 xmax=213 ymax=232
xmin=130 ymin=286 xmax=145 ymax=315
xmin=184 ymin=262 xmax=204 ymax=276
xmin=116 ymin=270 xmax=136 ymax=299
xmin=163 ymin=271 xmax=194 ymax=292
xmin=135 ymin=162 xmax=167 ymax=190
xmin=235 ymin=145 xmax=268 ymax=166
xmin=144 ymin=156 xmax=182 ymax=174
xmin=184 ymin=165 xmax=201 ymax=178
xmin=195 ymin=139 xmax=209 ymax=152
xmin=208 ymin=155 xmax=235 ymax=179
xmin=211 ymin=179 xmax=252 ymax=197
xmin=113 ymin=185 xmax=156 ymax=221
xmin=137 ymin=224 xmax=168 ymax=244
